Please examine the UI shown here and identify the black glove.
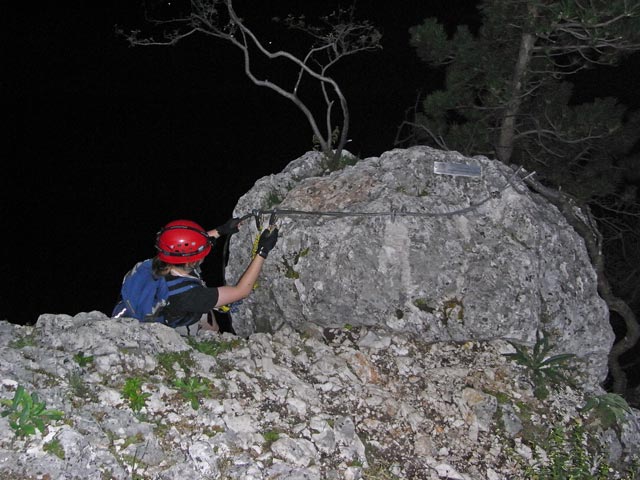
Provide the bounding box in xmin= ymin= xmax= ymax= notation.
xmin=215 ymin=218 xmax=241 ymax=236
xmin=257 ymin=227 xmax=279 ymax=259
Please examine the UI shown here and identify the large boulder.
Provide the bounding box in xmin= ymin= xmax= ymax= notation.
xmin=226 ymin=146 xmax=612 ymax=382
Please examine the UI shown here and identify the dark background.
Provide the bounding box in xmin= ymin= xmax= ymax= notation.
xmin=2 ymin=1 xmax=639 ymax=329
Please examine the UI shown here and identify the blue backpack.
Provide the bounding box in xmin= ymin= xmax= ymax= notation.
xmin=112 ymin=259 xmax=202 ymax=326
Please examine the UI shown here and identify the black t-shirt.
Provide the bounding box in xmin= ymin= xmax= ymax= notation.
xmin=162 ymin=274 xmax=219 ymax=325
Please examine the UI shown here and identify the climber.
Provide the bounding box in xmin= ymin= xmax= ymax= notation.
xmin=113 ymin=218 xmax=278 ymax=336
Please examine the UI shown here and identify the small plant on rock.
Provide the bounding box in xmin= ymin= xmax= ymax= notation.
xmin=504 ymin=329 xmax=575 ymax=400
xmin=580 ymin=392 xmax=632 ymax=430
xmin=173 ymin=377 xmax=211 ymax=410
xmin=43 ymin=438 xmax=66 ymax=459
xmin=9 ymin=335 xmax=36 ymax=349
xmin=1 ymin=385 xmax=64 ymax=437
xmin=73 ymin=351 xmax=94 ymax=368
xmin=188 ymin=337 xmax=241 ymax=357
xmin=121 ymin=378 xmax=151 ymax=414
xmin=265 ymin=190 xmax=283 ymax=209
xmin=362 ymin=462 xmax=403 ymax=479
xmin=68 ymin=371 xmax=93 ymax=401
xmin=262 ymin=430 xmax=280 ymax=447
xmin=157 ymin=350 xmax=194 ymax=376
xmin=522 ymin=421 xmax=637 ymax=479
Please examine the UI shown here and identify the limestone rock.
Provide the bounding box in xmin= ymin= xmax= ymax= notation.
xmin=227 ymin=147 xmax=612 ymax=383
xmin=0 ymin=314 xmax=638 ymax=479
xmin=1 ymin=147 xmax=635 ymax=479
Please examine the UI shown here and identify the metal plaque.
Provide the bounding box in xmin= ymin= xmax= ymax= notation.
xmin=433 ymin=161 xmax=482 ymax=178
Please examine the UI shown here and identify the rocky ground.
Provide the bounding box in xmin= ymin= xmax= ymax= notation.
xmin=0 ymin=313 xmax=638 ymax=479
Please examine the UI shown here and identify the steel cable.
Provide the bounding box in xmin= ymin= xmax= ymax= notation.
xmin=245 ymin=167 xmax=527 ymax=221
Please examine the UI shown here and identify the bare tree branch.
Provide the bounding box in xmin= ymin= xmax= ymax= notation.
xmin=118 ymin=0 xmax=381 ymax=168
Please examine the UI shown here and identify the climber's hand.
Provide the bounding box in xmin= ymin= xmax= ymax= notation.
xmin=257 ymin=227 xmax=279 ymax=259
xmin=215 ymin=218 xmax=242 ymax=236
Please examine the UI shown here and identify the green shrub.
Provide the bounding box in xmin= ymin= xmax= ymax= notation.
xmin=157 ymin=350 xmax=194 ymax=376
xmin=43 ymin=438 xmax=65 ymax=459
xmin=73 ymin=351 xmax=94 ymax=367
xmin=68 ymin=372 xmax=93 ymax=400
xmin=9 ymin=335 xmax=36 ymax=349
xmin=1 ymin=385 xmax=64 ymax=437
xmin=266 ymin=190 xmax=283 ymax=208
xmin=173 ymin=377 xmax=211 ymax=410
xmin=581 ymin=393 xmax=632 ymax=429
xmin=262 ymin=430 xmax=280 ymax=446
xmin=188 ymin=337 xmax=241 ymax=357
xmin=121 ymin=378 xmax=151 ymax=413
xmin=504 ymin=330 xmax=575 ymax=400
xmin=523 ymin=422 xmax=637 ymax=479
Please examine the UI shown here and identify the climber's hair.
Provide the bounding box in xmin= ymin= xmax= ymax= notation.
xmin=152 ymin=257 xmax=200 ymax=277
xmin=152 ymin=257 xmax=172 ymax=277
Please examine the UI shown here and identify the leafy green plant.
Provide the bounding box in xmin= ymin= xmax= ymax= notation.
xmin=323 ymin=153 xmax=360 ymax=172
xmin=122 ymin=433 xmax=145 ymax=449
xmin=157 ymin=350 xmax=194 ymax=376
xmin=9 ymin=335 xmax=36 ymax=349
xmin=188 ymin=337 xmax=241 ymax=357
xmin=581 ymin=393 xmax=632 ymax=429
xmin=73 ymin=351 xmax=94 ymax=367
xmin=68 ymin=372 xmax=93 ymax=400
xmin=361 ymin=465 xmax=402 ymax=480
xmin=412 ymin=298 xmax=435 ymax=313
xmin=121 ymin=378 xmax=151 ymax=413
xmin=313 ymin=126 xmax=340 ymax=153
xmin=483 ymin=389 xmax=510 ymax=405
xmin=522 ymin=422 xmax=637 ymax=479
xmin=266 ymin=190 xmax=283 ymax=209
xmin=282 ymin=247 xmax=310 ymax=279
xmin=315 ymin=127 xmax=360 ymax=172
xmin=173 ymin=377 xmax=210 ymax=410
xmin=262 ymin=430 xmax=280 ymax=446
xmin=123 ymin=456 xmax=146 ymax=480
xmin=333 ymin=153 xmax=359 ymax=170
xmin=442 ymin=297 xmax=464 ymax=323
xmin=43 ymin=438 xmax=65 ymax=459
xmin=504 ymin=330 xmax=575 ymax=400
xmin=1 ymin=385 xmax=64 ymax=437
xmin=361 ymin=448 xmax=402 ymax=480
xmin=283 ymin=257 xmax=299 ymax=279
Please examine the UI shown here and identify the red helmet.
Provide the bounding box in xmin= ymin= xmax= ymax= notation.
xmin=155 ymin=220 xmax=212 ymax=264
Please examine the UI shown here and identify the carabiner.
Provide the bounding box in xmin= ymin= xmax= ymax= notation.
xmin=252 ymin=209 xmax=262 ymax=231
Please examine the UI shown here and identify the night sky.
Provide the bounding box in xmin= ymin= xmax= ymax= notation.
xmin=3 ymin=1 xmax=639 ymax=327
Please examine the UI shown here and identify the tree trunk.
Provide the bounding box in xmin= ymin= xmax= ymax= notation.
xmin=496 ymin=32 xmax=536 ymax=164
xmin=520 ymin=172 xmax=639 ymax=394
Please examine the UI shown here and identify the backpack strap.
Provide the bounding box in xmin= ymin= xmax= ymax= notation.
xmin=166 ymin=276 xmax=202 ymax=297
xmin=161 ymin=275 xmax=205 ymax=328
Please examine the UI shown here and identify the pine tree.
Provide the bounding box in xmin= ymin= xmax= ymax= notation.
xmin=400 ymin=0 xmax=640 ymax=395
xmin=402 ymin=0 xmax=640 ymax=201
